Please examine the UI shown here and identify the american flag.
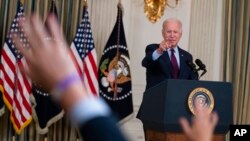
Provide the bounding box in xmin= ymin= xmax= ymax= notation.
xmin=0 ymin=1 xmax=32 ymax=134
xmin=70 ymin=7 xmax=98 ymax=96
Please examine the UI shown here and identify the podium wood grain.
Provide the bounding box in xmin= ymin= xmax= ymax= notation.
xmin=146 ymin=130 xmax=225 ymax=141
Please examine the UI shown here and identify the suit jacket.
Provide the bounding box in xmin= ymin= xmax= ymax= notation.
xmin=79 ymin=116 xmax=127 ymax=141
xmin=142 ymin=44 xmax=197 ymax=90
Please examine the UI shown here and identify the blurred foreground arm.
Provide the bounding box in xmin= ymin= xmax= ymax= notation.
xmin=14 ymin=14 xmax=127 ymax=141
xmin=179 ymin=99 xmax=218 ymax=141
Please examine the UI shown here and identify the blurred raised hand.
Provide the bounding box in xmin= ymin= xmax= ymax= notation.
xmin=179 ymin=98 xmax=219 ymax=141
xmin=14 ymin=14 xmax=77 ymax=91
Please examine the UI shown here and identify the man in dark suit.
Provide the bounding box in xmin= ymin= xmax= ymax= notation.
xmin=142 ymin=18 xmax=197 ymax=90
xmin=137 ymin=18 xmax=197 ymax=140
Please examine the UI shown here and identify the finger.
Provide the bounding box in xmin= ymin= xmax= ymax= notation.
xmin=194 ymin=98 xmax=202 ymax=115
xmin=161 ymin=41 xmax=167 ymax=51
xmin=46 ymin=14 xmax=63 ymax=41
xmin=194 ymin=100 xmax=211 ymax=120
xmin=210 ymin=112 xmax=219 ymax=128
xmin=31 ymin=14 xmax=50 ymax=38
xmin=12 ymin=33 xmax=32 ymax=61
xmin=18 ymin=15 xmax=44 ymax=50
xmin=28 ymin=14 xmax=50 ymax=49
xmin=158 ymin=43 xmax=165 ymax=52
xmin=164 ymin=40 xmax=171 ymax=47
xmin=161 ymin=45 xmax=166 ymax=51
xmin=164 ymin=41 xmax=169 ymax=47
xmin=179 ymin=117 xmax=192 ymax=137
xmin=18 ymin=59 xmax=31 ymax=78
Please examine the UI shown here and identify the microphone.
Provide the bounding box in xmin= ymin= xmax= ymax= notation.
xmin=195 ymin=59 xmax=206 ymax=70
xmin=195 ymin=59 xmax=207 ymax=78
xmin=186 ymin=60 xmax=199 ymax=80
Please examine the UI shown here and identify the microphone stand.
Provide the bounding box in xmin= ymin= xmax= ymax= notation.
xmin=186 ymin=61 xmax=199 ymax=80
xmin=198 ymin=69 xmax=207 ymax=79
xmin=194 ymin=70 xmax=199 ymax=80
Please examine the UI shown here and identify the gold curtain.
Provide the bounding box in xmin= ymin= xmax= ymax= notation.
xmin=223 ymin=0 xmax=250 ymax=125
xmin=0 ymin=0 xmax=87 ymax=141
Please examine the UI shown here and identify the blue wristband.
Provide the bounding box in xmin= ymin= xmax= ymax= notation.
xmin=51 ymin=74 xmax=82 ymax=101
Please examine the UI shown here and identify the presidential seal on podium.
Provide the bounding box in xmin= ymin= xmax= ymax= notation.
xmin=188 ymin=87 xmax=214 ymax=115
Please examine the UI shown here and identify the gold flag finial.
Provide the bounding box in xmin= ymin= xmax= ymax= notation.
xmin=117 ymin=0 xmax=124 ymax=16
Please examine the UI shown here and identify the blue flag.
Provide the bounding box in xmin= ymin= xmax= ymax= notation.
xmin=98 ymin=3 xmax=133 ymax=121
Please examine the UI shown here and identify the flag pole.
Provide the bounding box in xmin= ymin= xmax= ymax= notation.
xmin=113 ymin=2 xmax=123 ymax=98
xmin=52 ymin=0 xmax=55 ymax=13
xmin=80 ymin=0 xmax=88 ymax=78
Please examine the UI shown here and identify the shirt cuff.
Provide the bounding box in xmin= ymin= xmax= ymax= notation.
xmin=69 ymin=96 xmax=111 ymax=126
xmin=152 ymin=50 xmax=162 ymax=60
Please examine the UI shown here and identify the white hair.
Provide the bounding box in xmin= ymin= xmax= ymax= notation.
xmin=162 ymin=18 xmax=182 ymax=33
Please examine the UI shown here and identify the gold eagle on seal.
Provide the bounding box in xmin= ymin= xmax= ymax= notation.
xmin=100 ymin=54 xmax=131 ymax=97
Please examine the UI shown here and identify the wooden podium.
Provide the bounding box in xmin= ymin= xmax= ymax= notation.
xmin=146 ymin=130 xmax=225 ymax=141
xmin=137 ymin=79 xmax=232 ymax=141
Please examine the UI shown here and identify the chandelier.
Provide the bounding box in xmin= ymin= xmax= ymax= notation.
xmin=144 ymin=0 xmax=180 ymax=23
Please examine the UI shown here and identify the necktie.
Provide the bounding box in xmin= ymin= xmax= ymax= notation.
xmin=170 ymin=49 xmax=179 ymax=79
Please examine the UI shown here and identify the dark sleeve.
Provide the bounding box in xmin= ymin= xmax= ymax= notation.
xmin=79 ymin=116 xmax=128 ymax=141
xmin=141 ymin=44 xmax=160 ymax=68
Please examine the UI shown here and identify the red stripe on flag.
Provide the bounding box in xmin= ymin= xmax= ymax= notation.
xmin=17 ymin=78 xmax=32 ymax=115
xmin=11 ymin=111 xmax=21 ymax=129
xmin=18 ymin=61 xmax=31 ymax=91
xmin=83 ymin=62 xmax=97 ymax=95
xmin=70 ymin=49 xmax=83 ymax=77
xmin=87 ymin=51 xmax=98 ymax=79
xmin=2 ymin=67 xmax=15 ymax=90
xmin=2 ymin=50 xmax=16 ymax=74
xmin=13 ymin=92 xmax=26 ymax=123
xmin=3 ymin=90 xmax=13 ymax=106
